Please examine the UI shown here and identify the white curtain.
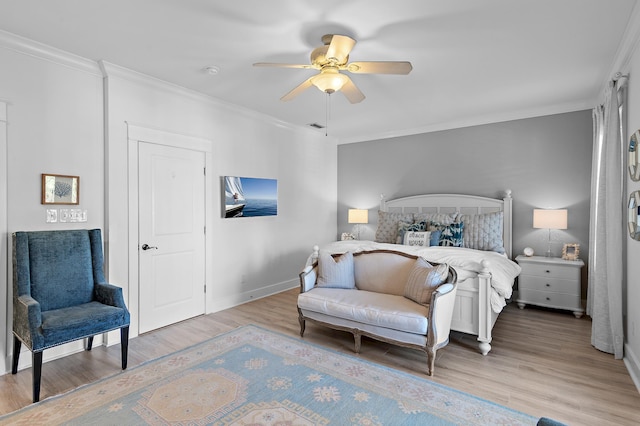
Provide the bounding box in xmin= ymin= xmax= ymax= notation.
xmin=587 ymin=78 xmax=626 ymax=359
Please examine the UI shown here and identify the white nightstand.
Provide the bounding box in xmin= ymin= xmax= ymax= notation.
xmin=515 ymin=255 xmax=585 ymax=318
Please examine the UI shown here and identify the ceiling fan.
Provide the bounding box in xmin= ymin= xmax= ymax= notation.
xmin=253 ymin=34 xmax=413 ymax=104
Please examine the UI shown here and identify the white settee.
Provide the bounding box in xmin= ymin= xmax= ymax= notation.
xmin=297 ymin=249 xmax=458 ymax=375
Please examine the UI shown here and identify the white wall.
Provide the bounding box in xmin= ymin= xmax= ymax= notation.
xmin=102 ymin=63 xmax=338 ymax=338
xmin=0 ymin=42 xmax=106 ymax=372
xmin=0 ymin=34 xmax=337 ymax=374
xmin=624 ymin=39 xmax=640 ymax=389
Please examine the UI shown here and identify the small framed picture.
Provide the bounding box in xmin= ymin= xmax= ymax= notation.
xmin=562 ymin=243 xmax=580 ymax=261
xmin=341 ymin=232 xmax=355 ymax=241
xmin=41 ymin=174 xmax=79 ymax=205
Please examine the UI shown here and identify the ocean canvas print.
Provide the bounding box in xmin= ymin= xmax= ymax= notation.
xmin=224 ymin=176 xmax=277 ymax=218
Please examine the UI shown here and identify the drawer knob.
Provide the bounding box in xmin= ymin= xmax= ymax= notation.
xmin=546 ymin=283 xmax=551 ymax=287
xmin=546 ymin=297 xmax=550 ymax=301
xmin=545 ymin=270 xmax=550 ymax=273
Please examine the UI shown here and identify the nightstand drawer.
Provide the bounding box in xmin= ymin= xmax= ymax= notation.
xmin=518 ymin=288 xmax=581 ymax=310
xmin=519 ymin=263 xmax=579 ymax=280
xmin=519 ymin=275 xmax=580 ymax=294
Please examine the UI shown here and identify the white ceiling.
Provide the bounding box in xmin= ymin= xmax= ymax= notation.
xmin=0 ymin=0 xmax=636 ymax=142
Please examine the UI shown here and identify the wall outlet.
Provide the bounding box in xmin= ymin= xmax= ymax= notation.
xmin=59 ymin=209 xmax=69 ymax=222
xmin=46 ymin=209 xmax=58 ymax=223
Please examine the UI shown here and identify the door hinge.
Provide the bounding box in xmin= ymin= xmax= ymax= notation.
xmin=204 ymin=167 xmax=206 ymax=176
xmin=204 ymin=284 xmax=206 ymax=294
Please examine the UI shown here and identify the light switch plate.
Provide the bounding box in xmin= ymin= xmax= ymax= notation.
xmin=46 ymin=209 xmax=58 ymax=223
xmin=59 ymin=209 xmax=69 ymax=223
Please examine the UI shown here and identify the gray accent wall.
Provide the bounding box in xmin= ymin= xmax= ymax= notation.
xmin=338 ymin=110 xmax=592 ymax=289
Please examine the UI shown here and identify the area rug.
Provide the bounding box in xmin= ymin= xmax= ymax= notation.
xmin=1 ymin=325 xmax=536 ymax=425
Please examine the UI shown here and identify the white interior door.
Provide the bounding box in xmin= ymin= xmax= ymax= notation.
xmin=138 ymin=142 xmax=206 ymax=333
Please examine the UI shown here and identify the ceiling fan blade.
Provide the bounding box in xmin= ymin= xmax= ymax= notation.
xmin=280 ymin=77 xmax=314 ymax=102
xmin=341 ymin=78 xmax=365 ymax=104
xmin=326 ymin=35 xmax=356 ymax=64
xmin=346 ymin=61 xmax=413 ymax=75
xmin=253 ymin=62 xmax=317 ymax=70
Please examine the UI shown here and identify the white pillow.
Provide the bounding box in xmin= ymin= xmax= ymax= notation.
xmin=317 ymin=251 xmax=356 ymax=289
xmin=403 ymin=231 xmax=431 ymax=247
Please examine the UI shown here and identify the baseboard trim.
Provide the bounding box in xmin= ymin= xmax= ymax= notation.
xmin=207 ymin=279 xmax=298 ymax=314
xmin=624 ymin=342 xmax=640 ymax=393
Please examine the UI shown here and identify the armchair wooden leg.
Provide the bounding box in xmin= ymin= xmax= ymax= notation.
xmin=86 ymin=336 xmax=94 ymax=351
xmin=11 ymin=336 xmax=21 ymax=374
xmin=120 ymin=326 xmax=129 ymax=370
xmin=32 ymin=351 xmax=43 ymax=403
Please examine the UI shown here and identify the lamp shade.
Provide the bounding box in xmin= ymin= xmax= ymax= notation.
xmin=533 ymin=209 xmax=568 ymax=230
xmin=348 ymin=209 xmax=369 ymax=224
xmin=311 ymin=69 xmax=349 ymax=94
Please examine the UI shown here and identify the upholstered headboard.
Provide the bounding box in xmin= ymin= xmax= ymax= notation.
xmin=380 ymin=190 xmax=513 ymax=258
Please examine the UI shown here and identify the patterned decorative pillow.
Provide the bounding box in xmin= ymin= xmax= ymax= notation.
xmin=317 ymin=251 xmax=356 ymax=289
xmin=414 ymin=212 xmax=458 ymax=226
xmin=396 ymin=220 xmax=428 ymax=244
xmin=403 ymin=231 xmax=431 ymax=247
xmin=374 ymin=211 xmax=414 ymax=244
xmin=460 ymin=211 xmax=505 ymax=253
xmin=438 ymin=222 xmax=464 ymax=247
xmin=404 ymin=257 xmax=450 ymax=305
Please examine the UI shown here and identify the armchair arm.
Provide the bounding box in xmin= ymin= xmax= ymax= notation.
xmin=95 ymin=283 xmax=128 ymax=310
xmin=299 ymin=265 xmax=318 ymax=293
xmin=14 ymin=295 xmax=43 ymax=349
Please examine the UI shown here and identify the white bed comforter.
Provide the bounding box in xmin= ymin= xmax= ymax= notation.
xmin=306 ymin=240 xmax=521 ymax=313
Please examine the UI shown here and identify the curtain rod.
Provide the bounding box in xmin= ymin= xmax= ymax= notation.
xmin=613 ymin=72 xmax=629 ymax=81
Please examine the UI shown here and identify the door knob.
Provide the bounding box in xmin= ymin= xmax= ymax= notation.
xmin=141 ymin=243 xmax=158 ymax=250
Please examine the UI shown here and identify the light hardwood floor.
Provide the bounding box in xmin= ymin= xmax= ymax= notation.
xmin=1 ymin=288 xmax=639 ymax=425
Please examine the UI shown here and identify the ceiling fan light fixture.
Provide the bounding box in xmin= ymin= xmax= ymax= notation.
xmin=310 ymin=69 xmax=349 ymax=94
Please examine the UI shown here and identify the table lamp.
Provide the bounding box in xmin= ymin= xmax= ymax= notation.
xmin=348 ymin=209 xmax=369 ymax=240
xmin=533 ymin=209 xmax=568 ymax=257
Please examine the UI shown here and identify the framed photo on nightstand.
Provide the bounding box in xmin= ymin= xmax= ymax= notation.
xmin=562 ymin=243 xmax=580 ymax=261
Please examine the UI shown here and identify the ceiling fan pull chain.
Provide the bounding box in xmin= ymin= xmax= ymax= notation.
xmin=325 ymin=93 xmax=331 ymax=137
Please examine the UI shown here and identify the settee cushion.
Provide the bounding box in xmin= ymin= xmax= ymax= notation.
xmin=317 ymin=251 xmax=356 ymax=289
xmin=354 ymin=252 xmax=415 ymax=295
xmin=41 ymin=301 xmax=129 ymax=348
xmin=404 ymin=258 xmax=449 ymax=305
xmin=298 ymin=287 xmax=429 ymax=335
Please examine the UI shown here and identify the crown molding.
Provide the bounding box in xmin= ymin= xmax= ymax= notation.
xmin=339 ymin=101 xmax=592 ymax=145
xmin=98 ymin=61 xmax=325 ymax=139
xmin=0 ymin=29 xmax=101 ymax=76
xmin=598 ymin=2 xmax=640 ymax=100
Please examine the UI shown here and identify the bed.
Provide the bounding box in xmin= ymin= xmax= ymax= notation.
xmin=308 ymin=190 xmax=520 ymax=355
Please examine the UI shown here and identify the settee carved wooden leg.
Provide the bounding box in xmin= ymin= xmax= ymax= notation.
xmin=426 ymin=347 xmax=436 ymax=376
xmin=86 ymin=336 xmax=94 ymax=351
xmin=298 ymin=316 xmax=306 ymax=337
xmin=353 ymin=331 xmax=362 ymax=353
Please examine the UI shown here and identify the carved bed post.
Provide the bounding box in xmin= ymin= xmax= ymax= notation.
xmin=477 ymin=259 xmax=492 ymax=356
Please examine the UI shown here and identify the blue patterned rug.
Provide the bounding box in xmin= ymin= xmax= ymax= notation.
xmin=1 ymin=325 xmax=536 ymax=425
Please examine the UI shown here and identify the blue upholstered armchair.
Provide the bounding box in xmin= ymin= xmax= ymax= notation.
xmin=11 ymin=229 xmax=130 ymax=403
